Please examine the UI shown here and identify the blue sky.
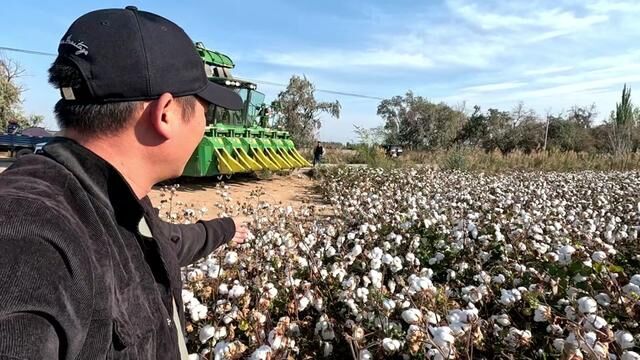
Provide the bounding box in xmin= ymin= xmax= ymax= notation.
xmin=1 ymin=0 xmax=640 ymax=143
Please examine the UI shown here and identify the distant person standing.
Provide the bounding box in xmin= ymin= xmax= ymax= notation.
xmin=313 ymin=141 xmax=325 ymax=166
xmin=6 ymin=121 xmax=20 ymax=134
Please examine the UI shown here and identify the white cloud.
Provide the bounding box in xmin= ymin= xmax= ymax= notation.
xmin=263 ymin=49 xmax=434 ymax=69
xmin=448 ymin=0 xmax=607 ymax=33
xmin=462 ymin=82 xmax=528 ymax=93
xmin=524 ymin=66 xmax=574 ymax=76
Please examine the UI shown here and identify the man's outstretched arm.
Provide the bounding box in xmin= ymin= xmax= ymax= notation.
xmin=144 ymin=199 xmax=248 ymax=266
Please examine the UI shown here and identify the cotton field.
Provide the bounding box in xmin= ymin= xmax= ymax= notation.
xmin=167 ymin=168 xmax=640 ymax=360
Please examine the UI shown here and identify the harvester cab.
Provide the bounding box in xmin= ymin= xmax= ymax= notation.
xmin=182 ymin=42 xmax=311 ymax=179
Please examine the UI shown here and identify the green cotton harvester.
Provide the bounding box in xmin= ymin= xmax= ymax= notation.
xmin=182 ymin=42 xmax=311 ymax=179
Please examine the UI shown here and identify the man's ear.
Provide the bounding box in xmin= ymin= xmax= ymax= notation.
xmin=148 ymin=93 xmax=176 ymax=140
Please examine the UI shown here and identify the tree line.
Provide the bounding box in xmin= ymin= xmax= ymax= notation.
xmin=372 ymin=87 xmax=640 ymax=155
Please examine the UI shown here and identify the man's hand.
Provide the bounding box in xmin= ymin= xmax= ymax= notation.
xmin=230 ymin=219 xmax=248 ymax=246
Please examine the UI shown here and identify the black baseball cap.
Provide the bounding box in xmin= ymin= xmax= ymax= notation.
xmin=55 ymin=6 xmax=242 ymax=110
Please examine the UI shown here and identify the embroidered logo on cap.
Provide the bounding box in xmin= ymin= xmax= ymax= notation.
xmin=60 ymin=35 xmax=89 ymax=56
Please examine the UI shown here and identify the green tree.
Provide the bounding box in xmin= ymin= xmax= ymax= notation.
xmin=377 ymin=91 xmax=465 ymax=149
xmin=0 ymin=56 xmax=25 ymax=130
xmin=270 ymin=75 xmax=340 ymax=147
xmin=608 ymin=84 xmax=637 ymax=154
xmin=0 ymin=55 xmax=43 ymax=131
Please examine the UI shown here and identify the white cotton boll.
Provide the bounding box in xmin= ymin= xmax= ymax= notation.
xmin=350 ymin=244 xmax=363 ymax=257
xmin=191 ymin=304 xmax=208 ymax=322
xmin=382 ymin=253 xmax=394 ymax=265
xmin=314 ymin=297 xmax=324 ymax=311
xmin=383 ymin=299 xmax=396 ymax=311
xmin=492 ymin=314 xmax=511 ymax=327
xmin=499 ymin=289 xmax=519 ymax=306
xmin=250 ymin=345 xmax=272 ymax=360
xmin=370 ymin=247 xmax=384 ymax=260
xmin=188 ymin=354 xmax=199 ymax=360
xmin=402 ymin=308 xmax=423 ymax=324
xmin=214 ymin=327 xmax=227 ymax=340
xmin=565 ymin=306 xmax=577 ymax=321
xmin=199 ymin=325 xmax=215 ymax=343
xmin=182 ymin=289 xmax=194 ymax=304
xmin=406 ymin=253 xmax=416 ymax=264
xmin=218 ymin=283 xmax=229 ymax=295
xmin=534 ymin=305 xmax=550 ymax=322
xmin=583 ymin=314 xmax=608 ymax=331
xmin=229 ymin=285 xmax=246 ymax=299
xmin=326 ymin=246 xmax=337 ymax=257
xmin=558 ymin=245 xmax=576 ymax=265
xmin=268 ymin=329 xmax=286 ymax=350
xmin=370 ymin=258 xmax=382 ymax=270
xmin=298 ymin=295 xmax=310 ymax=311
xmin=578 ymin=296 xmax=598 ymax=314
xmin=369 ymin=270 xmax=383 ymax=289
xmin=547 ymin=324 xmax=563 ymax=335
xmin=492 ymin=274 xmax=506 ymax=284
xmin=595 ymin=293 xmax=611 ymax=306
xmin=388 ymin=280 xmax=396 ymax=293
xmin=356 ymin=287 xmax=369 ymax=302
xmin=390 ymin=256 xmax=403 ymax=273
xmin=623 ymin=283 xmax=640 ymax=296
xmin=616 ymin=330 xmax=635 ymax=349
xmin=592 ymin=251 xmax=607 ymax=263
xmin=359 ymin=349 xmax=372 ymax=360
xmin=224 ymin=251 xmax=238 ymax=265
xmin=213 ymin=341 xmax=230 ymax=360
xmin=631 ymin=274 xmax=640 ymax=286
xmin=622 ymin=351 xmax=640 ymax=360
xmin=383 ymin=241 xmax=392 ymax=251
xmin=207 ymin=265 xmax=223 ymax=279
xmin=430 ymin=326 xmax=455 ymax=347
xmin=382 ymin=338 xmax=401 ymax=352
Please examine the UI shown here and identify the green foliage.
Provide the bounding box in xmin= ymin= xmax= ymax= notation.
xmin=0 ymin=56 xmax=44 ymax=130
xmin=369 ymin=85 xmax=640 ymax=156
xmin=376 ymin=91 xmax=465 ymax=149
xmin=270 ymin=75 xmax=340 ymax=148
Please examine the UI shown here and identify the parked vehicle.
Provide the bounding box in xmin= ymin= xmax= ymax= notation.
xmin=0 ymin=124 xmax=53 ymax=159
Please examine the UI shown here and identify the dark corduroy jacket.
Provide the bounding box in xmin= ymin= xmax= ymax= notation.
xmin=0 ymin=137 xmax=235 ymax=359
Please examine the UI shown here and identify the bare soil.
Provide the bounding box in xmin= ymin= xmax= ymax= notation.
xmin=147 ymin=169 xmax=326 ymax=222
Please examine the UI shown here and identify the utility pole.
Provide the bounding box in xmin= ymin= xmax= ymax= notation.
xmin=543 ymin=110 xmax=551 ymax=152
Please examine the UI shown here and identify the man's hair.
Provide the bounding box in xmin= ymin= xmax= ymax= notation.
xmin=48 ymin=57 xmax=197 ymax=136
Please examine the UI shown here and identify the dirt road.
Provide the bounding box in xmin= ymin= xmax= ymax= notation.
xmin=147 ymin=170 xmax=324 ymax=222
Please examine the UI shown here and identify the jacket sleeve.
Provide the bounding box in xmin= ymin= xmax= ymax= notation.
xmin=153 ymin=216 xmax=236 ymax=267
xmin=0 ymin=199 xmax=94 ymax=360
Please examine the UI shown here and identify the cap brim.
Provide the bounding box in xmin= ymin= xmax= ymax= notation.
xmin=197 ymin=81 xmax=243 ymax=110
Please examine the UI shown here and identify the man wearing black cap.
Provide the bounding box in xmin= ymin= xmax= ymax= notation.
xmin=0 ymin=6 xmax=247 ymax=359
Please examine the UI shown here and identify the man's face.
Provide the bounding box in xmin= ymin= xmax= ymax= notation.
xmin=173 ymin=98 xmax=207 ymax=175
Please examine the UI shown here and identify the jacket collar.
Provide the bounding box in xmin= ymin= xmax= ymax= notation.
xmin=42 ymin=137 xmax=145 ymax=231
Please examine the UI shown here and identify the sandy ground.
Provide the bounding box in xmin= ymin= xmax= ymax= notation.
xmin=148 ymin=169 xmax=324 ymax=222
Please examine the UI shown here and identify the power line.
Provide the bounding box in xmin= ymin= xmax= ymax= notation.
xmin=0 ymin=45 xmax=384 ymax=101
xmin=0 ymin=46 xmax=56 ymax=57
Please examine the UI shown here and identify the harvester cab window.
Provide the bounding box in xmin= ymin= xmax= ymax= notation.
xmin=247 ymin=91 xmax=266 ymax=126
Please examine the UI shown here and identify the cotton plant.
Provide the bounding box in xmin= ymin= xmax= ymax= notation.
xmin=161 ymin=168 xmax=640 ymax=358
